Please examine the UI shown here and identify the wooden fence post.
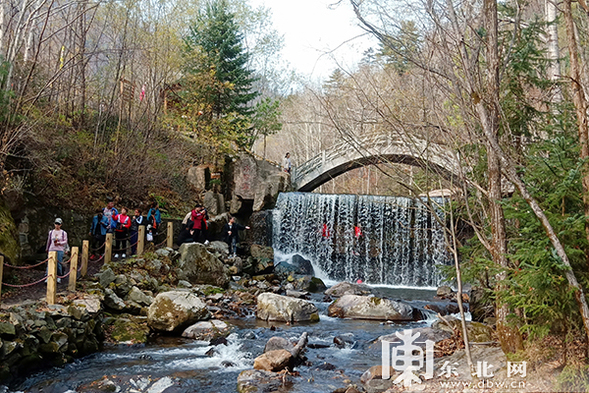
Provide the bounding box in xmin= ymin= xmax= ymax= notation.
xmin=138 ymin=226 xmax=145 ymax=256
xmin=81 ymin=240 xmax=89 ymax=276
xmin=68 ymin=247 xmax=79 ymax=292
xmin=105 ymin=233 xmax=113 ymax=264
xmin=167 ymin=222 xmax=173 ymax=248
xmin=0 ymin=256 xmax=3 ymax=305
xmin=47 ymin=251 xmax=57 ymax=305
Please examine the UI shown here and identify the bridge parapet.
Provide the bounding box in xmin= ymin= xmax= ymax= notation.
xmin=292 ymin=133 xmax=459 ymax=191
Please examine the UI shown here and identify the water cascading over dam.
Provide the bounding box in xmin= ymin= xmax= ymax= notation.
xmin=272 ymin=192 xmax=450 ymax=288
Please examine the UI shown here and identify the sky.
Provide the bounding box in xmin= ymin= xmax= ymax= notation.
xmin=248 ymin=0 xmax=376 ymax=82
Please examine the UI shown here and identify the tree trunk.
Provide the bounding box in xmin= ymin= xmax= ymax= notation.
xmin=563 ymin=0 xmax=589 ymax=271
xmin=483 ymin=0 xmax=523 ymax=354
xmin=476 ymin=94 xmax=589 ymax=344
xmin=545 ymin=0 xmax=562 ymax=102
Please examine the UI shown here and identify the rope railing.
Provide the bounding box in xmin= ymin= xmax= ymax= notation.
xmin=3 ymin=275 xmax=49 ymax=288
xmin=91 ymin=243 xmax=105 ymax=253
xmin=4 ymin=258 xmax=49 ymax=269
xmin=0 ymin=221 xmax=174 ymax=306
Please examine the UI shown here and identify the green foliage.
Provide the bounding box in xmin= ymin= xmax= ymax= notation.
xmin=184 ymin=0 xmax=258 ymax=118
xmin=456 ymin=11 xmax=588 ymax=340
xmin=377 ymin=20 xmax=422 ymax=75
xmin=555 ymin=364 xmax=589 ymax=392
xmin=499 ymin=135 xmax=588 ymax=337
xmin=0 ymin=57 xmax=13 ymax=124
xmin=246 ymin=97 xmax=282 ymax=148
xmin=498 ymin=15 xmax=552 ymax=140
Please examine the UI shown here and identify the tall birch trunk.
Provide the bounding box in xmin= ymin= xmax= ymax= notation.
xmin=545 ymin=0 xmax=562 ymax=102
xmin=563 ymin=0 xmax=589 ymax=271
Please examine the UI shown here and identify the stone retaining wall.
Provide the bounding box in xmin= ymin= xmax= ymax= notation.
xmin=0 ymin=296 xmax=103 ymax=384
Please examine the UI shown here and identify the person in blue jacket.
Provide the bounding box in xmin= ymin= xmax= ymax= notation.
xmin=147 ymin=202 xmax=162 ymax=240
xmin=89 ymin=209 xmax=109 ymax=258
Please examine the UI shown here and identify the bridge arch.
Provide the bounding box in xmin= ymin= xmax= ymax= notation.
xmin=292 ymin=135 xmax=460 ymax=192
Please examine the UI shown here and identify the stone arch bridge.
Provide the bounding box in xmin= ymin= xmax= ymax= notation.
xmin=291 ymin=134 xmax=460 ymax=192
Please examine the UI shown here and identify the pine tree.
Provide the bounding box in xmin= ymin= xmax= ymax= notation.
xmin=184 ymin=0 xmax=258 ymax=119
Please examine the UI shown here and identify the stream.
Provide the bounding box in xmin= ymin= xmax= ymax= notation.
xmin=8 ymin=287 xmax=461 ymax=393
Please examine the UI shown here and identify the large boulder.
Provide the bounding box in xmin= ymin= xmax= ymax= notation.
xmin=256 ymin=293 xmax=319 ymax=323
xmin=187 ymin=165 xmax=210 ymax=191
xmin=250 ymin=244 xmax=274 ymax=260
xmin=374 ymin=326 xmax=452 ymax=351
xmin=178 ymin=243 xmax=229 ymax=288
xmin=237 ymin=369 xmax=293 ymax=393
xmin=432 ymin=317 xmax=494 ymax=342
xmin=361 ymin=365 xmax=399 ymax=393
xmin=325 ymin=281 xmax=373 ymax=297
xmin=253 ymin=173 xmax=289 ymax=212
xmin=328 ymin=295 xmax=415 ymax=321
xmin=250 ymin=244 xmax=274 ymax=274
xmin=182 ymin=320 xmax=230 ymax=341
xmin=125 ymin=286 xmax=154 ymax=307
xmin=107 ymin=316 xmax=150 ymax=344
xmin=233 ymin=154 xmax=258 ymax=200
xmin=263 ymin=336 xmax=292 ymax=353
xmin=147 ymin=291 xmax=210 ymax=332
xmin=253 ymin=349 xmax=292 ymax=372
xmin=204 ymin=191 xmax=225 ymax=216
xmin=292 ymin=275 xmax=326 ymax=293
xmin=290 ymin=255 xmax=314 ymax=275
xmin=206 ymin=213 xmax=230 ymax=240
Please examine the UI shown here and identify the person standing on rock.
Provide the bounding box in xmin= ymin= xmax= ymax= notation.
xmin=46 ymin=218 xmax=68 ymax=283
xmin=282 ymin=152 xmax=292 ymax=174
xmin=223 ymin=216 xmax=250 ymax=257
xmin=113 ymin=208 xmax=131 ymax=259
xmin=200 ymin=206 xmax=210 ymax=245
xmin=129 ymin=209 xmax=144 ymax=256
xmin=191 ymin=205 xmax=206 ymax=243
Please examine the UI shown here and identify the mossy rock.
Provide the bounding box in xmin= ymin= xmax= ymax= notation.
xmin=0 ymin=201 xmax=20 ymax=265
xmin=201 ymin=285 xmax=224 ymax=296
xmin=110 ymin=317 xmax=150 ymax=344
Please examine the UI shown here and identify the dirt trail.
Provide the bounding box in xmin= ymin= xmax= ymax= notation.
xmin=1 ymin=256 xmax=104 ymax=309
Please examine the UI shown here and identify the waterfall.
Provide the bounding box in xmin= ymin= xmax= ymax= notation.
xmin=272 ymin=192 xmax=450 ymax=288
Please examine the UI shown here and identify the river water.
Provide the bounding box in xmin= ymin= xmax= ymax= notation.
xmin=8 ymin=193 xmax=454 ymax=392
xmin=8 ymin=288 xmax=457 ymax=393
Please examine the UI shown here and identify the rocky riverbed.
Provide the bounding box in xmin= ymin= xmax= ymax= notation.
xmin=0 ymin=241 xmax=522 ymax=393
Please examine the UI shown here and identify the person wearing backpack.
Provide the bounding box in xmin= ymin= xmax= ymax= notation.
xmin=147 ymin=202 xmax=161 ymax=241
xmin=113 ymin=208 xmax=131 ymax=259
xmin=45 ymin=218 xmax=68 ymax=283
xmin=129 ymin=208 xmax=144 ymax=256
xmin=89 ymin=209 xmax=109 ymax=259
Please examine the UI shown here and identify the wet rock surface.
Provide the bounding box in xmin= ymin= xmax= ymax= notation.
xmin=327 ymin=294 xmax=415 ymax=321
xmin=256 ymin=293 xmax=320 ymax=323
xmin=147 ymin=291 xmax=210 ymax=332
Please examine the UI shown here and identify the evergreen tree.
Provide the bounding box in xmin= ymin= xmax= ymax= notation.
xmin=377 ymin=20 xmax=421 ymax=75
xmin=184 ymin=0 xmax=258 ymax=119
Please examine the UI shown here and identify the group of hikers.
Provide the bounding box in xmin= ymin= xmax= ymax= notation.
xmin=48 ymin=199 xmax=251 ymax=282
xmin=88 ymin=200 xmax=162 ymax=259
xmin=176 ymin=204 xmax=250 ymax=257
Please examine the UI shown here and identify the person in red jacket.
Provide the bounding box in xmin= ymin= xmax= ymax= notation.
xmin=113 ymin=207 xmax=131 ymax=259
xmin=191 ymin=205 xmax=206 ymax=243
